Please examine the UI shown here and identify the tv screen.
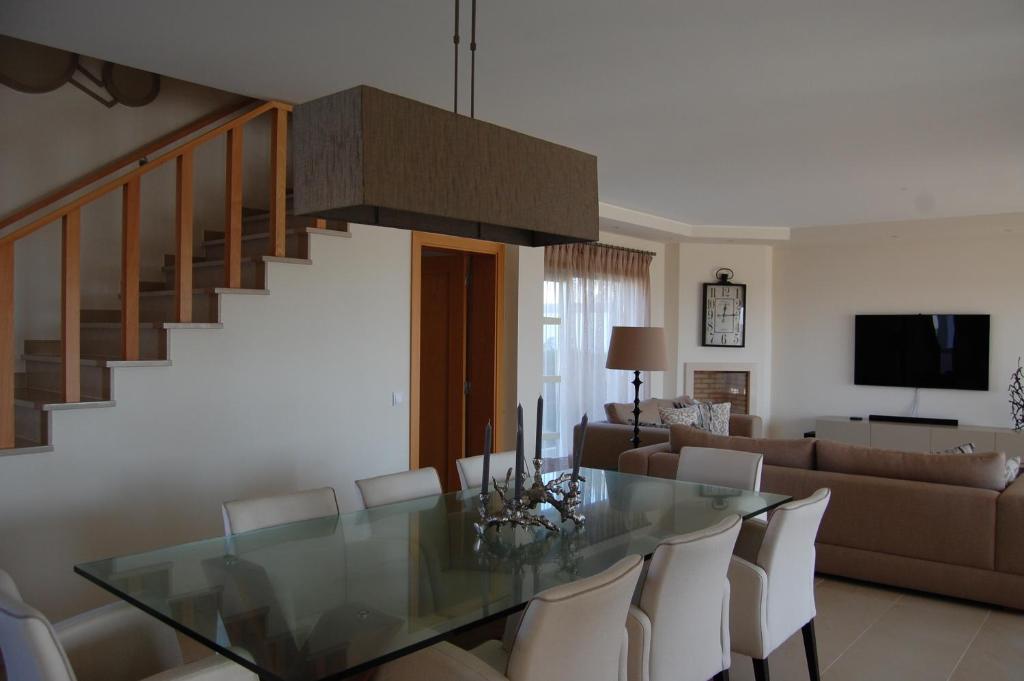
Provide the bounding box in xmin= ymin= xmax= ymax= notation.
xmin=854 ymin=314 xmax=990 ymax=391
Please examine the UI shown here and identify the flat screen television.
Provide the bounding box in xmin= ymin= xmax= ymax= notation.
xmin=854 ymin=314 xmax=990 ymax=391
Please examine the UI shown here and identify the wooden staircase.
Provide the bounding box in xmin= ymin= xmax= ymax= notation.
xmin=0 ymin=101 xmax=347 ymax=453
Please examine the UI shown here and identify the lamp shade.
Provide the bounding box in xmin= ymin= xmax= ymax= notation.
xmin=606 ymin=326 xmax=668 ymax=371
xmin=292 ymin=85 xmax=599 ymax=247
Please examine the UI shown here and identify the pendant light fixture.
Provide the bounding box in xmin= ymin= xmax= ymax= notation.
xmin=292 ymin=3 xmax=598 ymax=247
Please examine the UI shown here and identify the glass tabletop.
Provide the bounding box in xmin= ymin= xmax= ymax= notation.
xmin=75 ymin=468 xmax=789 ymax=681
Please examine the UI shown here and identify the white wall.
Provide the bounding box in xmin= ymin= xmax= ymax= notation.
xmin=770 ymin=229 xmax=1024 ymax=437
xmin=516 ymin=246 xmax=544 ymax=446
xmin=673 ymin=242 xmax=774 ymax=420
xmin=0 ymin=227 xmax=414 ymax=620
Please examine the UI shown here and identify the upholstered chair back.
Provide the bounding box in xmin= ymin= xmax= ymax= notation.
xmin=676 ymin=447 xmax=764 ymax=491
xmin=635 ymin=515 xmax=741 ymax=681
xmin=507 ymin=555 xmax=643 ymax=681
xmin=456 ymin=452 xmax=517 ymax=491
xmin=757 ymin=488 xmax=830 ymax=647
xmin=222 ymin=487 xmax=339 ymax=535
xmin=0 ymin=569 xmax=76 ymax=681
xmin=356 ymin=468 xmax=443 ymax=509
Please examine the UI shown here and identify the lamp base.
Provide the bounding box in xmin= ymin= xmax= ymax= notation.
xmin=630 ymin=370 xmax=643 ymax=449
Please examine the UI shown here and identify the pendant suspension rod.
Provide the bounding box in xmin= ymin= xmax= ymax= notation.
xmin=453 ymin=0 xmax=461 ymax=114
xmin=470 ymin=0 xmax=477 ymax=118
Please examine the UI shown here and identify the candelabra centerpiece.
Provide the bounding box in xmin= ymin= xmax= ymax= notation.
xmin=473 ymin=397 xmax=588 ymax=537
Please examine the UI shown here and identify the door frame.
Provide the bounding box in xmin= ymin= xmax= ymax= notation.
xmin=410 ymin=232 xmax=505 ymax=471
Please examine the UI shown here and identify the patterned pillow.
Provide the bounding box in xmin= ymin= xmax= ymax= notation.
xmin=937 ymin=442 xmax=976 ymax=454
xmin=659 ymin=402 xmax=731 ymax=436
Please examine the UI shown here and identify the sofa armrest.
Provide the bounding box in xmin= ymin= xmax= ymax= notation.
xmin=730 ymin=414 xmax=763 ymax=438
xmin=577 ymin=422 xmax=669 ymax=471
xmin=997 ymin=474 xmax=1024 ymax=575
xmin=618 ymin=442 xmax=673 ymax=476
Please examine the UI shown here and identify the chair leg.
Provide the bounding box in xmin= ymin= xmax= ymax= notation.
xmin=712 ymin=671 xmax=730 ymax=681
xmin=802 ymin=619 xmax=822 ymax=681
xmin=752 ymin=658 xmax=770 ymax=681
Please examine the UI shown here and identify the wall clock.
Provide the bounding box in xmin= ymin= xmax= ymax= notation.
xmin=702 ymin=268 xmax=746 ymax=347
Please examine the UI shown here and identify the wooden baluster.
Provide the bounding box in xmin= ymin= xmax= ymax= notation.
xmin=269 ymin=107 xmax=287 ymax=257
xmin=176 ymin=152 xmax=194 ymax=322
xmin=225 ymin=127 xmax=243 ymax=287
xmin=121 ymin=179 xmax=141 ymax=360
xmin=62 ymin=209 xmax=81 ymax=402
xmin=0 ymin=241 xmax=14 ymax=448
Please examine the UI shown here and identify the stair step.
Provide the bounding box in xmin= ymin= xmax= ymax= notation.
xmin=82 ymin=309 xmax=122 ymax=323
xmin=140 ymin=280 xmax=167 ymax=292
xmin=161 ymin=257 xmax=266 ymax=289
xmin=163 ymin=254 xmax=206 ymax=267
xmin=15 ymin=386 xmax=108 ymax=408
xmin=201 ymin=229 xmax=311 ymax=260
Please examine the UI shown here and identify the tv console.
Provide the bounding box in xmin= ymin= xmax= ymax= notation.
xmin=816 ymin=416 xmax=1024 ymax=456
xmin=868 ymin=414 xmax=959 ymax=427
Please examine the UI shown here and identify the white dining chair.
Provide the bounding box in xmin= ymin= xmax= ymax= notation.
xmin=0 ymin=569 xmax=255 ymax=681
xmin=625 ymin=515 xmax=741 ymax=681
xmin=728 ymin=488 xmax=831 ymax=681
xmin=456 ymin=451 xmax=517 ymax=491
xmin=375 ymin=554 xmax=644 ymax=681
xmin=356 ymin=467 xmax=443 ymax=509
xmin=221 ymin=486 xmax=339 ymax=535
xmin=676 ymin=447 xmax=764 ymax=491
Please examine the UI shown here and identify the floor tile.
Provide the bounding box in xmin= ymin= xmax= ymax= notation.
xmin=949 ymin=609 xmax=1024 ymax=681
xmin=814 ymin=578 xmax=903 ymax=670
xmin=824 ymin=592 xmax=989 ymax=681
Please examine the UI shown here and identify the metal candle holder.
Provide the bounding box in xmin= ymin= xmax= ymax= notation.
xmin=473 ymin=460 xmax=586 ymax=536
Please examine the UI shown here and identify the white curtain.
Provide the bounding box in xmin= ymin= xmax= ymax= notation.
xmin=544 ymin=243 xmax=652 ymax=456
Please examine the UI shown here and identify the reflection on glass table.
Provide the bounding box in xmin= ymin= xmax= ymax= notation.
xmin=76 ymin=468 xmax=790 ymax=681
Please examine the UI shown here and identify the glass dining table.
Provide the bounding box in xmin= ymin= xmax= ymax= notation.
xmin=75 ymin=468 xmax=790 ymax=681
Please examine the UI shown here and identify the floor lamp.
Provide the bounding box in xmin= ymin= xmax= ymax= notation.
xmin=606 ymin=326 xmax=668 ymax=449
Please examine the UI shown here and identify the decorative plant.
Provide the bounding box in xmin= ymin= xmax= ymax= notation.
xmin=1011 ymin=358 xmax=1024 ymax=433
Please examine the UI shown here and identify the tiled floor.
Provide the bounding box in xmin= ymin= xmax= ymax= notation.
xmin=728 ymin=576 xmax=1024 ymax=681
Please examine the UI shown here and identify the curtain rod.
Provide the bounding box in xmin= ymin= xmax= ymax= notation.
xmin=593 ymin=242 xmax=657 ymax=257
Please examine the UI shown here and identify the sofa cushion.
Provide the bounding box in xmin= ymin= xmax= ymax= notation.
xmin=667 ymin=426 xmax=815 ymax=469
xmin=762 ymin=465 xmax=998 ymax=570
xmin=817 ymin=440 xmax=1008 ymax=491
xmin=605 ymin=395 xmax=695 ymax=425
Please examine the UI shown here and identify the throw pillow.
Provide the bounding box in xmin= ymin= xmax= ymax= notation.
xmin=1007 ymin=456 xmax=1021 ymax=484
xmin=659 ymin=402 xmax=731 ymax=436
xmin=937 ymin=442 xmax=976 ymax=454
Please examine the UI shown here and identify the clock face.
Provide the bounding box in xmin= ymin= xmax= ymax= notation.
xmin=703 ymin=283 xmax=746 ymax=347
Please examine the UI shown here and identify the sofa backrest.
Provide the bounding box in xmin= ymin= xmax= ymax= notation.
xmin=816 ymin=440 xmax=1008 ymax=492
xmin=668 ymin=426 xmax=815 ymax=469
xmin=604 ymin=396 xmax=694 ymax=425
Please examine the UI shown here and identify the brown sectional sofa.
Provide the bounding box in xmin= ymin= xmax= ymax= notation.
xmin=619 ymin=425 xmax=1024 ymax=610
xmin=577 ymin=414 xmax=763 ymax=471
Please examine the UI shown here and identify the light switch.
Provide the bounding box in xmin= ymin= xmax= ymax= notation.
xmin=392 ymin=391 xmax=405 ymax=406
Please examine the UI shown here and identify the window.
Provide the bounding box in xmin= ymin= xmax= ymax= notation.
xmin=543 ymin=244 xmax=653 ymax=456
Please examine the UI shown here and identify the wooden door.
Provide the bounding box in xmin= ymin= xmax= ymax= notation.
xmin=465 ymin=254 xmax=497 ymax=460
xmin=419 ymin=251 xmax=467 ymax=490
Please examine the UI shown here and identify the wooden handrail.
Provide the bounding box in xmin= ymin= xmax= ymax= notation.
xmin=0 ymin=99 xmax=253 ymax=233
xmin=0 ymin=100 xmax=293 ymax=247
xmin=0 ymin=97 xmax=294 ymax=446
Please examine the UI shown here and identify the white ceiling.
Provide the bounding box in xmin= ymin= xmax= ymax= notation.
xmin=3 ymin=0 xmax=1023 ymax=229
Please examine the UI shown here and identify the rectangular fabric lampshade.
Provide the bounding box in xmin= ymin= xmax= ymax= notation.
xmin=292 ymin=85 xmax=599 ymax=247
xmin=606 ymin=326 xmax=668 ymax=371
